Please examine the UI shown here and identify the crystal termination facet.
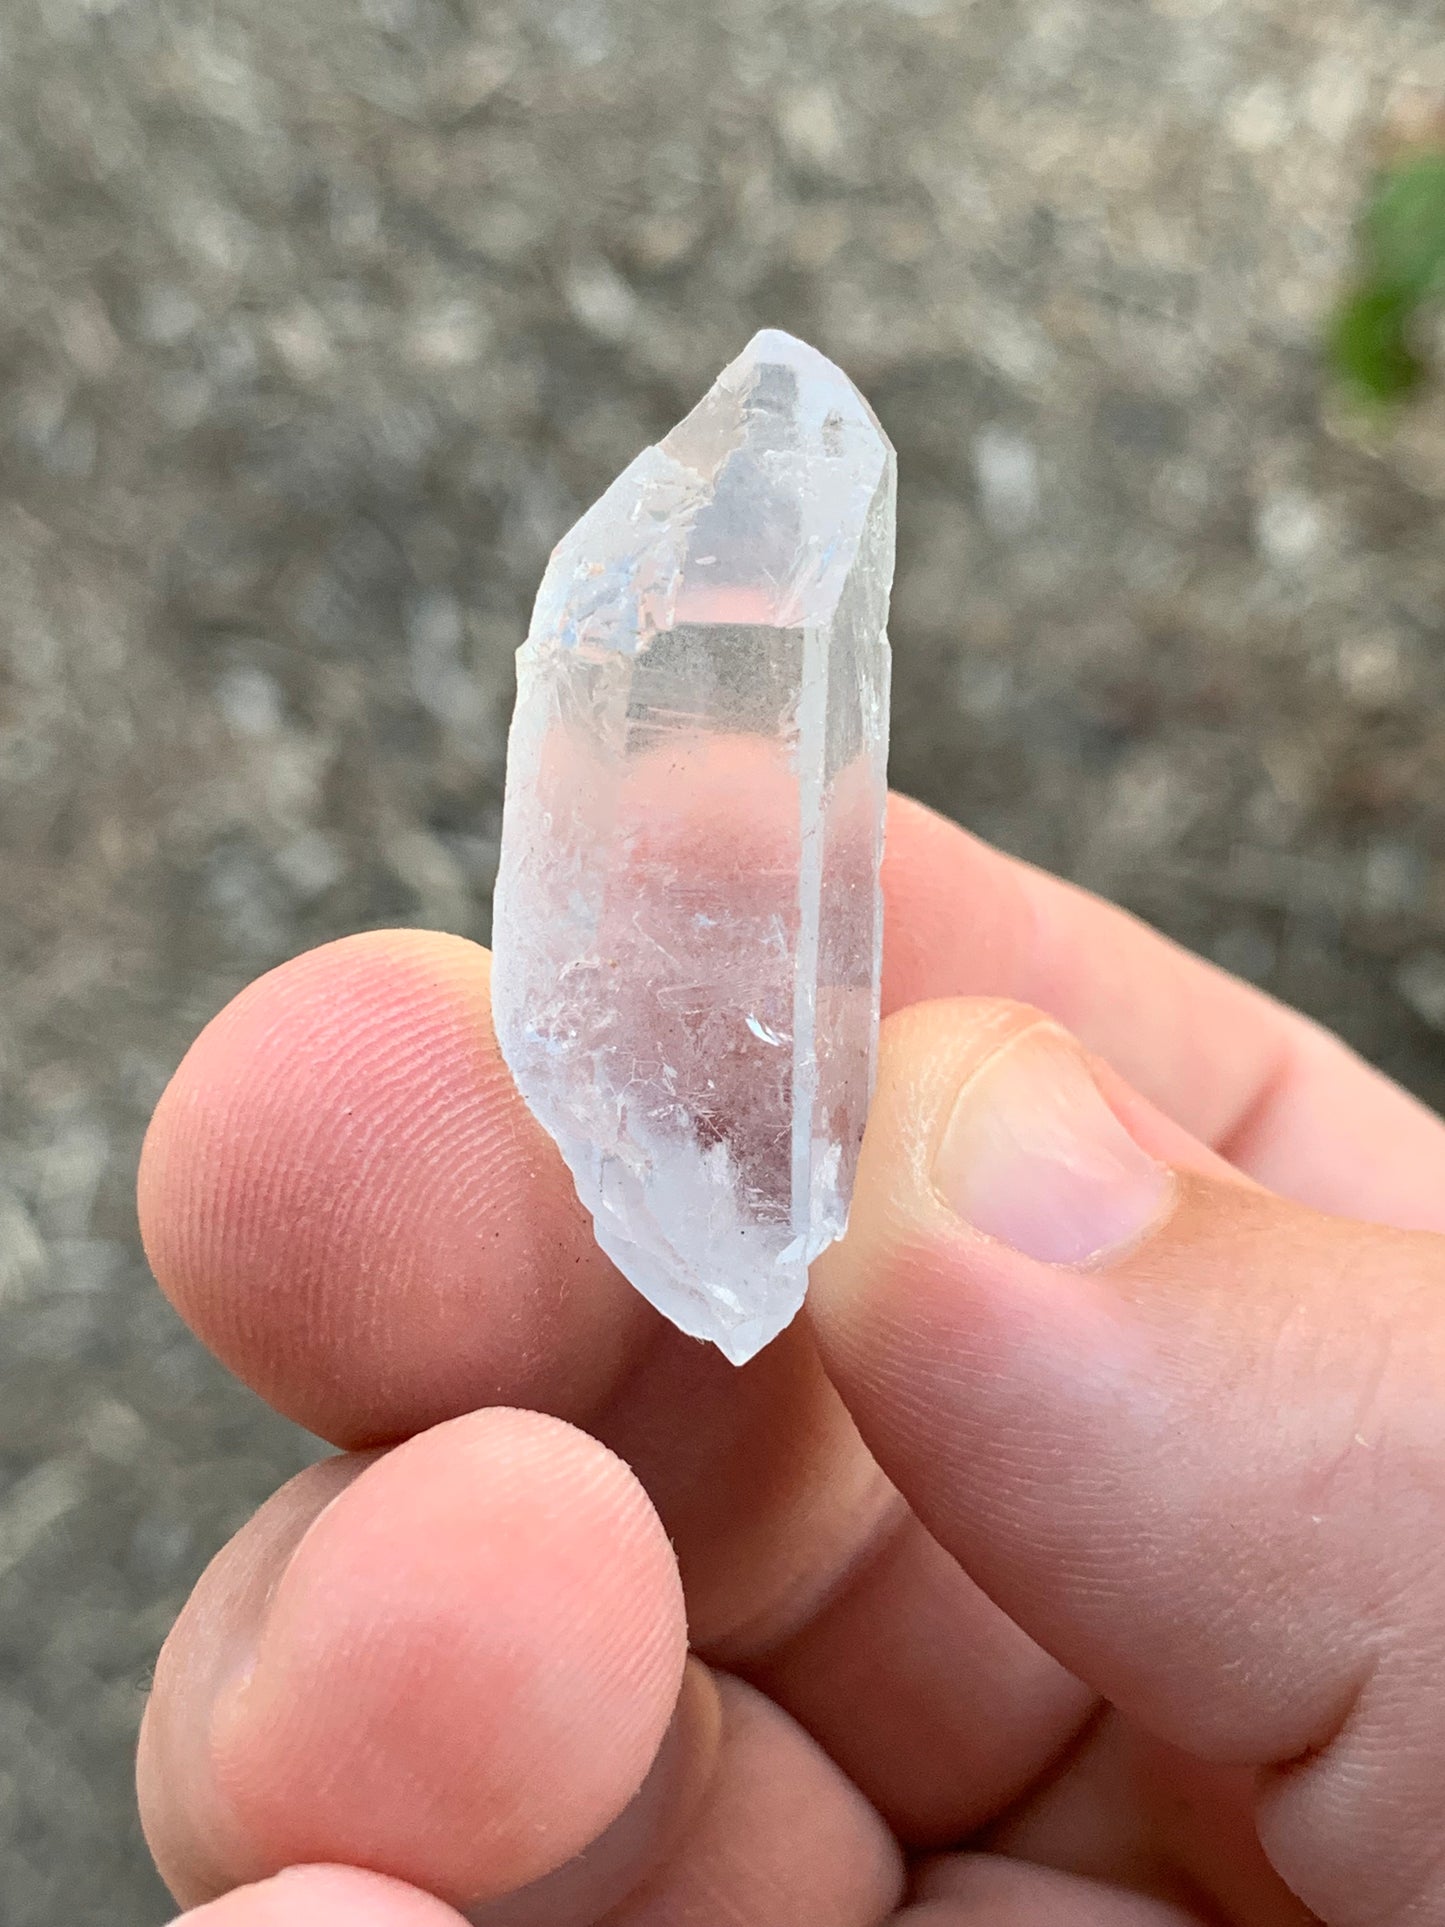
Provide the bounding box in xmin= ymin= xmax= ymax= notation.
xmin=491 ymin=330 xmax=895 ymax=1364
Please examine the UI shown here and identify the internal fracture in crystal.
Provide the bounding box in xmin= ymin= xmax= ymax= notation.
xmin=491 ymin=330 xmax=895 ymax=1364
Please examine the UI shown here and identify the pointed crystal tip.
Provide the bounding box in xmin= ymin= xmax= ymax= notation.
xmin=491 ymin=334 xmax=895 ymax=1364
xmin=727 ymin=327 xmax=886 ymax=414
xmin=727 ymin=327 xmax=866 ymax=386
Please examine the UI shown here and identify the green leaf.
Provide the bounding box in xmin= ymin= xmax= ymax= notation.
xmin=1330 ymin=152 xmax=1445 ymax=405
xmin=1363 ymin=153 xmax=1445 ymax=301
xmin=1330 ymin=283 xmax=1426 ymax=404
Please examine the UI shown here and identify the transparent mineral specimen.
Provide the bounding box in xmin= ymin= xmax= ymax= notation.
xmin=491 ymin=330 xmax=895 ymax=1364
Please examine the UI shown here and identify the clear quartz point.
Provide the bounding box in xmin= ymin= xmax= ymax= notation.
xmin=491 ymin=329 xmax=895 ymax=1365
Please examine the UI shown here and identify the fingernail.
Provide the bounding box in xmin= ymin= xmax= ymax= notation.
xmin=932 ymin=1026 xmax=1174 ymax=1265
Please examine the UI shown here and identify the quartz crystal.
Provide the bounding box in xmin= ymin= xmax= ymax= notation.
xmin=491 ymin=330 xmax=895 ymax=1364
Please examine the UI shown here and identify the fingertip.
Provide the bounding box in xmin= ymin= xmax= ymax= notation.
xmin=170 ymin=1864 xmax=469 ymax=1926
xmin=211 ymin=1409 xmax=687 ymax=1906
xmin=139 ymin=931 xmax=649 ymax=1445
xmin=143 ymin=1410 xmax=688 ymax=1912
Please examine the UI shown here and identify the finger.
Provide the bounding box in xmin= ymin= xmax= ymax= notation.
xmin=472 ymin=1675 xmax=901 ymax=1927
xmin=138 ymin=929 xmax=651 ymax=1449
xmin=140 ymin=925 xmax=1090 ymax=1844
xmin=885 ymin=794 xmax=1445 ymax=1227
xmin=142 ymin=1405 xmax=901 ymax=1927
xmin=170 ymin=1867 xmax=467 ymax=1927
xmin=140 ymin=1408 xmax=687 ymax=1912
xmin=738 ymin=1497 xmax=1094 ymax=1839
xmin=897 ymin=1856 xmax=1207 ymax=1926
xmin=587 ymin=1675 xmax=902 ymax=1927
xmin=595 ymin=1322 xmax=1094 ymax=1844
xmin=981 ymin=1710 xmax=1315 ymax=1926
xmin=812 ymin=996 xmax=1445 ymax=1927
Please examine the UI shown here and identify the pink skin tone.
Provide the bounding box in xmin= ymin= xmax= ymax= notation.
xmin=138 ymin=795 xmax=1445 ymax=1927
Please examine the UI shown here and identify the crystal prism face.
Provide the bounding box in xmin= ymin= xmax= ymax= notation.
xmin=491 ymin=330 xmax=895 ymax=1365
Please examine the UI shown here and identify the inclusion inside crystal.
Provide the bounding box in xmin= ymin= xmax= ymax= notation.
xmin=491 ymin=330 xmax=895 ymax=1364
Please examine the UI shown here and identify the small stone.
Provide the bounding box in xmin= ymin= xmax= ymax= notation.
xmin=492 ymin=330 xmax=895 ymax=1363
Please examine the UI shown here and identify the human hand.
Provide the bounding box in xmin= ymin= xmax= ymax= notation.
xmin=137 ymin=795 xmax=1445 ymax=1927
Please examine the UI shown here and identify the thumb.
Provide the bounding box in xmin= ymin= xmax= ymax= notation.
xmin=810 ymin=999 xmax=1445 ymax=1927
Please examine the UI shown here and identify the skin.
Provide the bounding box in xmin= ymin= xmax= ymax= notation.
xmin=136 ymin=794 xmax=1445 ymax=1927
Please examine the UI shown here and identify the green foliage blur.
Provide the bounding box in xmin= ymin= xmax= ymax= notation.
xmin=1333 ymin=151 xmax=1445 ymax=404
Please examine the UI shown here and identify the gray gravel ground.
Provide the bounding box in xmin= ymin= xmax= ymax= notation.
xmin=4 ymin=0 xmax=1445 ymax=1919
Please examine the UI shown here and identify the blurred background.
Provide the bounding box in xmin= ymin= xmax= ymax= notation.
xmin=3 ymin=0 xmax=1445 ymax=1918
